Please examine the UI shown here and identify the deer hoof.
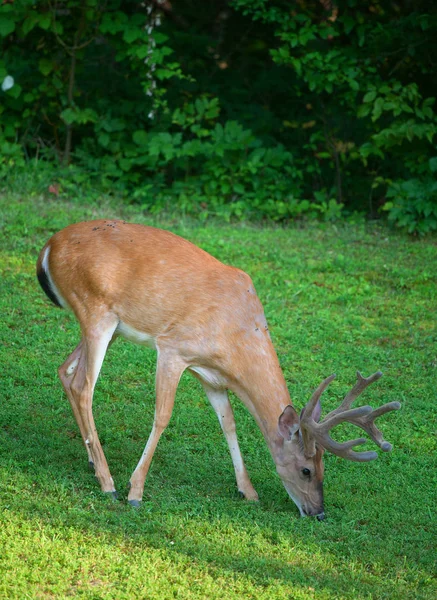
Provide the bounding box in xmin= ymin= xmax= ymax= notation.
xmin=238 ymin=490 xmax=259 ymax=502
xmin=105 ymin=491 xmax=118 ymax=501
xmin=88 ymin=461 xmax=95 ymax=471
xmin=128 ymin=499 xmax=142 ymax=508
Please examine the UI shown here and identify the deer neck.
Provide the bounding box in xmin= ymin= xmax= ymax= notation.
xmin=227 ymin=345 xmax=291 ymax=455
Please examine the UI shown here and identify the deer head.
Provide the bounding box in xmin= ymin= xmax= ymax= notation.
xmin=275 ymin=371 xmax=400 ymax=519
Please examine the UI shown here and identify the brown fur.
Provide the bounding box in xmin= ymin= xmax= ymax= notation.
xmin=37 ymin=219 xmax=325 ymax=516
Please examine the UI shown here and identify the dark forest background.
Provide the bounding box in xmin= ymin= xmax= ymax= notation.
xmin=1 ymin=1 xmax=436 ymax=232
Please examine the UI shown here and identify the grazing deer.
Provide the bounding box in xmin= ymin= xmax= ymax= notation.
xmin=36 ymin=220 xmax=400 ymax=518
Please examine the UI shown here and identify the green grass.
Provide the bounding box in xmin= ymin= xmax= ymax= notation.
xmin=0 ymin=192 xmax=436 ymax=599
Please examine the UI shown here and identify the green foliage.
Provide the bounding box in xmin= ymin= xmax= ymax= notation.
xmin=0 ymin=0 xmax=184 ymax=164
xmin=0 ymin=139 xmax=25 ymax=174
xmin=1 ymin=1 xmax=437 ymax=230
xmin=1 ymin=192 xmax=437 ymax=598
xmin=383 ymin=175 xmax=437 ymax=235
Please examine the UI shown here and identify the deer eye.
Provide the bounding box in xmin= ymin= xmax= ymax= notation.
xmin=302 ymin=468 xmax=311 ymax=477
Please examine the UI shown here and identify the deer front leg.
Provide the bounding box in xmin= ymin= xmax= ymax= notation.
xmin=127 ymin=352 xmax=186 ymax=506
xmin=202 ymin=383 xmax=259 ymax=501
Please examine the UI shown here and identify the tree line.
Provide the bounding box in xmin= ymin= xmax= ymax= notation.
xmin=1 ymin=1 xmax=436 ymax=232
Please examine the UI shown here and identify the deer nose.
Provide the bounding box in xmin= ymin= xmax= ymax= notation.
xmin=302 ymin=507 xmax=325 ymax=519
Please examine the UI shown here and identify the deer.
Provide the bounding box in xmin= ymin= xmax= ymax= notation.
xmin=36 ymin=219 xmax=401 ymax=519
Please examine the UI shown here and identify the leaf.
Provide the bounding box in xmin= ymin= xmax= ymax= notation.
xmin=357 ymin=104 xmax=371 ymax=118
xmin=363 ymin=91 xmax=376 ymax=103
xmin=100 ymin=12 xmax=127 ymax=34
xmin=38 ymin=59 xmax=53 ymax=76
xmin=291 ymin=58 xmax=302 ymax=76
xmin=7 ymin=83 xmax=21 ymax=99
xmin=429 ymin=157 xmax=437 ymax=173
xmin=60 ymin=108 xmax=97 ymax=125
xmin=60 ymin=108 xmax=76 ymax=125
xmin=123 ymin=27 xmax=143 ymax=44
xmin=38 ymin=13 xmax=51 ymax=31
xmin=98 ymin=133 xmax=110 ymax=148
xmin=0 ymin=18 xmax=15 ymax=37
xmin=102 ymin=118 xmax=126 ymax=132
xmin=205 ymin=100 xmax=220 ymax=120
xmin=22 ymin=14 xmax=39 ymax=35
xmin=423 ymin=97 xmax=435 ymax=108
xmin=119 ymin=158 xmax=133 ymax=172
xmin=135 ymin=46 xmax=149 ymax=60
xmin=133 ymin=130 xmax=148 ymax=146
xmin=342 ymin=16 xmax=356 ymax=35
xmin=53 ymin=19 xmax=63 ymax=35
xmin=155 ymin=68 xmax=178 ymax=81
xmin=152 ymin=32 xmax=169 ymax=44
xmin=372 ymin=97 xmax=384 ymax=121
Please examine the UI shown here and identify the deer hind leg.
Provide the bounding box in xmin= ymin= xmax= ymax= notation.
xmin=58 ymin=340 xmax=93 ymax=466
xmin=127 ymin=351 xmax=186 ymax=506
xmin=202 ymin=383 xmax=259 ymax=501
xmin=58 ymin=317 xmax=119 ymax=496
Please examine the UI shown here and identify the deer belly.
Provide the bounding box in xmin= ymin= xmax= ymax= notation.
xmin=189 ymin=365 xmax=227 ymax=389
xmin=116 ymin=321 xmax=157 ymax=349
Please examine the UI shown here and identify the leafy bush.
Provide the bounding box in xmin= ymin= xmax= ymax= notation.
xmin=1 ymin=1 xmax=437 ymax=229
xmin=383 ymin=173 xmax=437 ymax=235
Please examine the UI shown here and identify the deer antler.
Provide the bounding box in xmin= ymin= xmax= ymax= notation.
xmin=300 ymin=372 xmax=401 ymax=461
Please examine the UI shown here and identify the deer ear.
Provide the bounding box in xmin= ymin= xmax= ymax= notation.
xmin=311 ymin=398 xmax=322 ymax=423
xmin=278 ymin=405 xmax=300 ymax=440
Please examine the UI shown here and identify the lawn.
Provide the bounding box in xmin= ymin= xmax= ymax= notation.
xmin=0 ymin=192 xmax=436 ymax=599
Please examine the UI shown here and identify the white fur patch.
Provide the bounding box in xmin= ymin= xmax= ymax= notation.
xmin=116 ymin=321 xmax=157 ymax=349
xmin=189 ymin=366 xmax=227 ymax=389
xmin=66 ymin=357 xmax=79 ymax=377
xmin=41 ymin=246 xmax=69 ymax=309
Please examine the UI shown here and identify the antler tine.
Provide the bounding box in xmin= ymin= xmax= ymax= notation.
xmin=317 ymin=434 xmax=378 ymax=462
xmin=326 ymin=371 xmax=383 ymax=418
xmin=359 ymin=401 xmax=401 ymax=451
xmin=299 ymin=374 xmax=336 ymax=458
xmin=319 ymin=405 xmax=374 ymax=431
xmin=301 ymin=373 xmax=336 ymax=422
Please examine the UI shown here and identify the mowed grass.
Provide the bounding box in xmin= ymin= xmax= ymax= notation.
xmin=0 ymin=192 xmax=436 ymax=599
